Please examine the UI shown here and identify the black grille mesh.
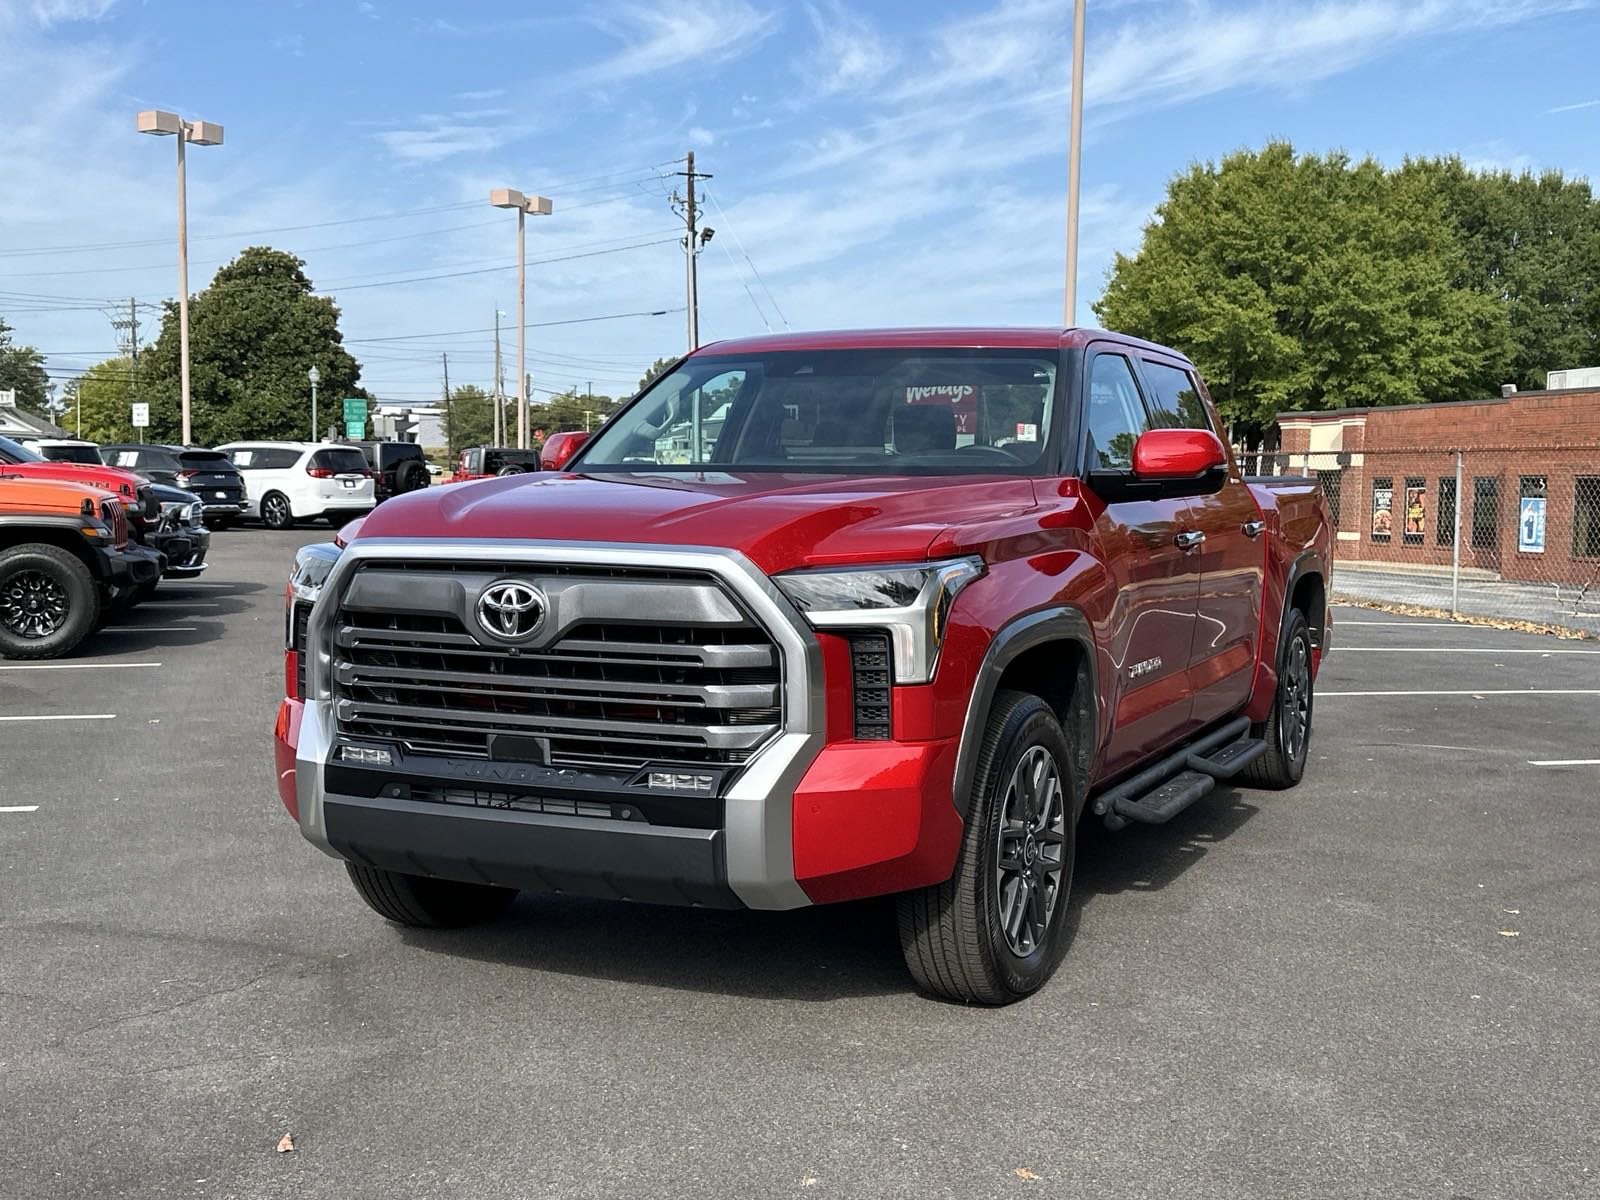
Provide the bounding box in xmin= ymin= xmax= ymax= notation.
xmin=846 ymin=632 xmax=893 ymax=740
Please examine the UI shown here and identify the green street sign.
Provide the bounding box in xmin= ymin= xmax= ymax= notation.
xmin=342 ymin=397 xmax=367 ymax=439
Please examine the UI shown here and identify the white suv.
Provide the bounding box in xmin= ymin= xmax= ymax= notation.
xmin=217 ymin=441 xmax=376 ymax=530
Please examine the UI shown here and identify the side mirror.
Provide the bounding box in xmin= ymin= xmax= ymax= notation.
xmin=540 ymin=430 xmax=590 ymax=471
xmin=1132 ymin=428 xmax=1227 ymax=479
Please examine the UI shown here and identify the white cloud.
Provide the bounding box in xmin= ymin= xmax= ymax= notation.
xmin=455 ymin=88 xmax=508 ymax=102
xmin=688 ymin=125 xmax=716 ymax=146
xmin=25 ymin=0 xmax=118 ymax=27
xmin=374 ymin=122 xmax=513 ymax=163
xmin=357 ymin=0 xmax=378 ymax=19
xmin=587 ymin=1 xmax=780 ymax=81
xmin=1547 ymin=97 xmax=1600 ymax=114
xmin=800 ymin=1 xmax=896 ymax=97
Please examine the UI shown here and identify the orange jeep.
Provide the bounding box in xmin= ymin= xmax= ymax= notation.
xmin=0 ymin=476 xmax=162 ymax=659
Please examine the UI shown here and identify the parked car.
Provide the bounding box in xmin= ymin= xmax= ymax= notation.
xmin=0 ymin=435 xmax=158 ymax=537
xmin=217 ymin=441 xmax=375 ymax=530
xmin=453 ymin=445 xmax=544 ymax=480
xmin=0 ymin=476 xmax=160 ymax=658
xmin=100 ymin=444 xmax=246 ymax=528
xmin=273 ymin=326 xmax=1333 ymax=1004
xmin=353 ymin=440 xmax=430 ymax=502
xmin=17 ymin=438 xmax=105 ymax=464
xmin=143 ymin=483 xmax=211 ymax=584
xmin=538 ymin=431 xmax=589 ymax=471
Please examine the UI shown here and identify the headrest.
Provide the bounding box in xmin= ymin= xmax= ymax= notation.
xmin=894 ymin=404 xmax=957 ymax=453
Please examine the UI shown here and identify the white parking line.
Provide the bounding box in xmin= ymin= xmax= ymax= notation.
xmin=1529 ymin=759 xmax=1600 ymax=767
xmin=143 ymin=601 xmax=220 ymax=609
xmin=0 ymin=713 xmax=116 ymax=722
xmin=0 ymin=661 xmax=160 ymax=671
xmin=1321 ymin=689 xmax=1600 ymax=697
xmin=1338 ymin=621 xmax=1471 ymax=627
xmin=0 ymin=805 xmax=40 ymax=813
xmin=1336 ymin=648 xmax=1600 ymax=655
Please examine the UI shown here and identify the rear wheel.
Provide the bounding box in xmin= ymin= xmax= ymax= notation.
xmin=260 ymin=491 xmax=294 ymax=530
xmin=345 ymin=863 xmax=517 ymax=928
xmin=1240 ymin=608 xmax=1314 ymax=789
xmin=0 ymin=544 xmax=100 ymax=660
xmin=396 ymin=461 xmax=428 ymax=492
xmin=896 ymin=690 xmax=1077 ymax=1004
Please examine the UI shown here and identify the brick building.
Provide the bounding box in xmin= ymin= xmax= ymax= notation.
xmin=1275 ymin=385 xmax=1600 ymax=587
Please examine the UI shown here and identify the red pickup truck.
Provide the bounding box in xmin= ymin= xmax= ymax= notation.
xmin=275 ymin=328 xmax=1331 ymax=1004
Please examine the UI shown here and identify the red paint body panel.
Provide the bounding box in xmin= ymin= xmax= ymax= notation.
xmin=0 ymin=459 xmax=142 ymax=500
xmin=275 ymin=697 xmax=302 ymax=821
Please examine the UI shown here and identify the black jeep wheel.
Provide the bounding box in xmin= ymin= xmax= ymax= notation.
xmin=0 ymin=544 xmax=100 ymax=660
xmin=345 ymin=863 xmax=517 ymax=928
xmin=260 ymin=492 xmax=294 ymax=530
xmin=896 ymin=690 xmax=1078 ymax=1004
xmin=1240 ymin=608 xmax=1314 ymax=789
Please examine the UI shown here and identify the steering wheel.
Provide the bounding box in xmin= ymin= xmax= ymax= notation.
xmin=953 ymin=443 xmax=1022 ymax=462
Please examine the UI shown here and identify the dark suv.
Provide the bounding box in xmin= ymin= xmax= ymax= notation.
xmin=101 ymin=444 xmax=247 ymax=527
xmin=353 ymin=440 xmax=430 ymax=502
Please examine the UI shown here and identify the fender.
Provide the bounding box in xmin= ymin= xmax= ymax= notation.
xmin=0 ymin=514 xmax=114 ymax=578
xmin=950 ymin=605 xmax=1098 ymax=822
xmin=1281 ymin=548 xmax=1329 ymax=654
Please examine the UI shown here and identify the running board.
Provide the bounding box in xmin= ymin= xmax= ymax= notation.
xmin=1092 ymin=716 xmax=1266 ymax=831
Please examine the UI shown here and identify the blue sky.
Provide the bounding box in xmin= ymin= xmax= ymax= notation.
xmin=2 ymin=0 xmax=1597 ymax=409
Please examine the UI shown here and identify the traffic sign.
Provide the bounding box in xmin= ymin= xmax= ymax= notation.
xmin=343 ymin=397 xmax=367 ymax=439
xmin=131 ymin=402 xmax=150 ymax=428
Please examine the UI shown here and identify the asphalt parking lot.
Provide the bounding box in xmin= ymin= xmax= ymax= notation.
xmin=2 ymin=529 xmax=1597 ymax=1200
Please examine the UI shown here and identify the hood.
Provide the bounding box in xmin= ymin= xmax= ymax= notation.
xmin=1 ymin=460 xmax=144 ymax=500
xmin=0 ymin=476 xmax=118 ymax=515
xmin=357 ymin=470 xmax=1040 ymax=573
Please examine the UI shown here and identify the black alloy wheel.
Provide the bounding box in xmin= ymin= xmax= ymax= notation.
xmin=261 ymin=492 xmax=294 ymax=530
xmin=1 ymin=569 xmax=69 ymax=639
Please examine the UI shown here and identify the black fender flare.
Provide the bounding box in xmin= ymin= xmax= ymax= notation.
xmin=1279 ymin=549 xmax=1328 ymax=656
xmin=950 ymin=605 xmax=1098 ymax=822
xmin=0 ymin=515 xmax=111 ymax=579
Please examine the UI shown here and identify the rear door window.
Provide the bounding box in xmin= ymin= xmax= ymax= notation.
xmin=312 ymin=448 xmax=369 ymax=474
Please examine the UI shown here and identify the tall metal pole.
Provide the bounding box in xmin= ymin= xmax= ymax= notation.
xmin=1063 ymin=0 xmax=1086 ymax=327
xmin=1452 ymin=449 xmax=1464 ymax=616
xmin=492 ymin=309 xmax=503 ymax=446
xmin=516 ymin=208 xmax=528 ymax=449
xmin=685 ymin=150 xmax=700 ymax=350
xmin=310 ymin=376 xmax=318 ymax=442
xmin=176 ymin=129 xmax=192 ymax=445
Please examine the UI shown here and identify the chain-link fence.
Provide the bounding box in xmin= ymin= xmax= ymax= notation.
xmin=1248 ymin=446 xmax=1600 ymax=636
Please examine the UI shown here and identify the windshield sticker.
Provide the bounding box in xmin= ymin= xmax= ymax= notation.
xmin=1015 ymin=423 xmax=1038 ymax=442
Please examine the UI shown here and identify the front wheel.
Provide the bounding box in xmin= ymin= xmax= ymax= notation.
xmin=260 ymin=492 xmax=295 ymax=530
xmin=1240 ymin=608 xmax=1314 ymax=789
xmin=897 ymin=690 xmax=1077 ymax=1004
xmin=0 ymin=544 xmax=100 ymax=660
xmin=345 ymin=863 xmax=517 ymax=928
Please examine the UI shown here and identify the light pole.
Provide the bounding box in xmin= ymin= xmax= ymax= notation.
xmin=1063 ymin=0 xmax=1086 ymax=326
xmin=490 ymin=188 xmax=553 ymax=449
xmin=308 ymin=365 xmax=321 ymax=441
xmin=137 ymin=110 xmax=223 ymax=446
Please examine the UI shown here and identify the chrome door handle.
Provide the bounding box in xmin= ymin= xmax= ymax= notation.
xmin=1174 ymin=530 xmax=1206 ymax=550
xmin=1242 ymin=520 xmax=1266 ymax=538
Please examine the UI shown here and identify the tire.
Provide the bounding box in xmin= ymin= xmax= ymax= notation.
xmin=396 ymin=461 xmax=428 ymax=493
xmin=496 ymin=465 xmax=524 ymax=477
xmin=0 ymin=544 xmax=101 ymax=660
xmin=345 ymin=863 xmax=517 ymax=929
xmin=1240 ymin=608 xmax=1314 ymax=790
xmin=260 ymin=492 xmax=294 ymax=530
xmin=896 ymin=690 xmax=1078 ymax=1004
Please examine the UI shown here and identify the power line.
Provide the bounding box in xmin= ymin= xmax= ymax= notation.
xmin=702 ymin=189 xmax=790 ymax=330
xmin=344 ymin=307 xmax=683 ymax=344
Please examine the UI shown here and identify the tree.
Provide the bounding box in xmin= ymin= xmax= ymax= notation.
xmin=534 ymin=388 xmax=619 ymax=433
xmin=137 ymin=246 xmax=362 ymax=444
xmin=1095 ymin=142 xmax=1509 ymax=439
xmin=61 ymin=356 xmax=141 ymax=443
xmin=0 ymin=318 xmax=50 ymax=419
xmin=443 ymin=384 xmax=494 ymax=454
xmin=637 ymin=356 xmax=676 ymax=393
xmin=1399 ymin=158 xmax=1600 ymax=389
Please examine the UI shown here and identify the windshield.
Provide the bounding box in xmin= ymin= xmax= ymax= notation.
xmin=578 ymin=348 xmax=1060 ymax=474
xmin=0 ymin=435 xmax=43 ymax=464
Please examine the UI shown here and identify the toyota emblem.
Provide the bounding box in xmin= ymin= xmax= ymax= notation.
xmin=475 ymin=580 xmax=547 ymax=641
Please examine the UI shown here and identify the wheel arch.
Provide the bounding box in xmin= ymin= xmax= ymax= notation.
xmin=0 ymin=521 xmax=108 ymax=579
xmin=952 ymin=606 xmax=1098 ymax=823
xmin=1282 ymin=550 xmax=1328 ymax=657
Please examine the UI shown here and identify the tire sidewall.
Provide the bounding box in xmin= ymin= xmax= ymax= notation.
xmin=0 ymin=547 xmax=98 ymax=659
xmin=971 ymin=699 xmax=1078 ymax=998
xmin=1278 ymin=611 xmax=1314 ymax=782
xmin=262 ymin=493 xmax=291 ymax=529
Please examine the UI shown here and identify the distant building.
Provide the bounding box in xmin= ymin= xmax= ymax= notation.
xmin=0 ymin=401 xmax=69 ymax=441
xmin=370 ymin=403 xmax=445 ymax=450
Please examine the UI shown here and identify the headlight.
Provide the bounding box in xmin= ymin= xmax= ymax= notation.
xmin=290 ymin=541 xmax=342 ymax=603
xmin=185 ymin=500 xmax=204 ymax=526
xmin=775 ymin=557 xmax=983 ymax=684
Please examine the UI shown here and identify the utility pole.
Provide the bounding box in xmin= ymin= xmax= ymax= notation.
xmin=441 ymin=352 xmax=452 ymax=458
xmin=673 ymin=151 xmax=714 ymax=351
xmin=1063 ymin=0 xmax=1086 ymax=326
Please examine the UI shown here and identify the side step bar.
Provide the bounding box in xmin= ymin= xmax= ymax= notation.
xmin=1091 ymin=716 xmax=1267 ymax=832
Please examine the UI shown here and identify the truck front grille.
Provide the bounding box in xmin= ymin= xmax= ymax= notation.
xmin=330 ymin=561 xmax=782 ymax=773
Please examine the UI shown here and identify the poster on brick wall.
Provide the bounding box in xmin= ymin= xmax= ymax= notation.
xmin=1371 ymin=478 xmax=1393 ymax=542
xmin=1404 ymin=478 xmax=1426 ymax=544
xmin=1519 ymin=496 xmax=1546 ymax=554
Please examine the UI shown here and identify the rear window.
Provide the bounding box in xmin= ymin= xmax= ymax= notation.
xmin=42 ymin=444 xmax=104 ymax=464
xmin=177 ymin=450 xmax=232 ymax=468
xmin=312 ymin=448 xmax=369 ymax=473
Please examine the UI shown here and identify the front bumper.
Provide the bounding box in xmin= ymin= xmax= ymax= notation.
xmin=100 ymin=543 xmax=162 ymax=587
xmin=148 ymin=526 xmax=211 ymax=578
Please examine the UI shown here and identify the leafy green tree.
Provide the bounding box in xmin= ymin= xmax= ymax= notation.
xmin=534 ymin=389 xmax=619 ymax=433
xmin=1400 ymin=157 xmax=1600 ymax=388
xmin=637 ymin=356 xmax=675 ymax=393
xmin=0 ymin=318 xmax=50 ymax=418
xmin=138 ymin=247 xmax=362 ymax=444
xmin=60 ymin=356 xmax=141 ymax=442
xmin=443 ymin=384 xmax=494 ymax=454
xmin=1095 ymin=142 xmax=1509 ymax=438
